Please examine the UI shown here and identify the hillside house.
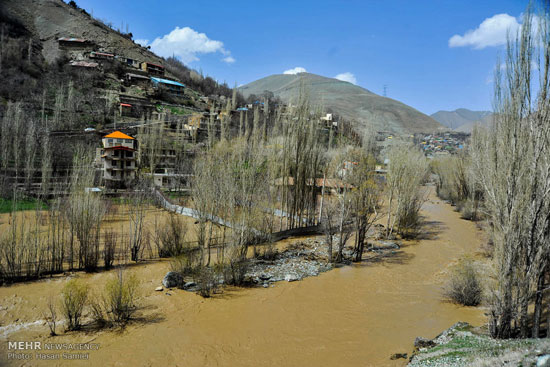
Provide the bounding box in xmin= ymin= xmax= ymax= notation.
xmin=151 ymin=77 xmax=185 ymax=96
xmin=119 ymin=103 xmax=133 ymax=117
xmin=141 ymin=61 xmax=165 ymax=76
xmin=90 ymin=51 xmax=114 ymax=60
xmin=117 ymin=56 xmax=141 ymax=69
xmin=58 ymin=37 xmax=93 ymax=49
xmin=97 ymin=131 xmax=137 ymax=188
xmin=125 ymin=73 xmax=150 ymax=88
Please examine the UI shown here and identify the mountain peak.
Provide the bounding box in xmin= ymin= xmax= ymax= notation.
xmin=239 ymin=73 xmax=442 ymax=134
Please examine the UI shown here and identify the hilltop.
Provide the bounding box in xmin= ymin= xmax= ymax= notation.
xmin=431 ymin=108 xmax=492 ymax=133
xmin=238 ymin=73 xmax=444 ymax=134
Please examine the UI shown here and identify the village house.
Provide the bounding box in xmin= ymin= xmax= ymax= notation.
xmin=150 ymin=77 xmax=185 ymax=97
xmin=125 ymin=72 xmax=151 ymax=88
xmin=58 ymin=37 xmax=93 ymax=49
xmin=89 ymin=51 xmax=115 ymax=60
xmin=117 ymin=56 xmax=141 ymax=69
xmin=97 ymin=131 xmax=137 ymax=188
xmin=141 ymin=61 xmax=165 ymax=76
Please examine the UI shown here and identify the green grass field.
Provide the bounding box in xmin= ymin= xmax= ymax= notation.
xmin=0 ymin=198 xmax=48 ymax=213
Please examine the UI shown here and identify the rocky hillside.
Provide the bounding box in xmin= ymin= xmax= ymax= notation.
xmin=2 ymin=0 xmax=164 ymax=69
xmin=431 ymin=108 xmax=493 ymax=133
xmin=238 ymin=73 xmax=444 ymax=135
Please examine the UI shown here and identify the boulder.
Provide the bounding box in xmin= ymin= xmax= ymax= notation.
xmin=183 ymin=281 xmax=196 ymax=290
xmin=537 ymin=355 xmax=550 ymax=367
xmin=390 ymin=353 xmax=407 ymax=360
xmin=155 ymin=286 xmax=163 ymax=292
xmin=259 ymin=274 xmax=272 ymax=281
xmin=162 ymin=271 xmax=183 ymax=288
xmin=284 ymin=274 xmax=300 ymax=282
xmin=414 ymin=337 xmax=436 ymax=350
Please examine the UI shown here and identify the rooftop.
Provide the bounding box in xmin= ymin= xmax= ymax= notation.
xmin=104 ymin=131 xmax=135 ymax=140
xmin=150 ymin=77 xmax=185 ymax=88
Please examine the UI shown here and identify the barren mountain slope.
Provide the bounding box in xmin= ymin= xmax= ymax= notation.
xmin=239 ymin=73 xmax=444 ymax=134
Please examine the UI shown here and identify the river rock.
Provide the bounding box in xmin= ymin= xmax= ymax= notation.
xmin=162 ymin=271 xmax=183 ymax=288
xmin=537 ymin=355 xmax=550 ymax=367
xmin=284 ymin=274 xmax=300 ymax=282
xmin=259 ymin=274 xmax=271 ymax=281
xmin=414 ymin=337 xmax=436 ymax=349
xmin=390 ymin=353 xmax=407 ymax=360
xmin=183 ymin=281 xmax=196 ymax=290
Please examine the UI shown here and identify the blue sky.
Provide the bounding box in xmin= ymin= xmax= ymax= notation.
xmin=76 ymin=0 xmax=528 ymax=114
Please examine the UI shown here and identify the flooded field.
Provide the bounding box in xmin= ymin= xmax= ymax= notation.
xmin=0 ymin=187 xmax=486 ymax=366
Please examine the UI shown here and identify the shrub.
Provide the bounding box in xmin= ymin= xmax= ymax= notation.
xmin=103 ymin=230 xmax=117 ymax=270
xmin=459 ymin=199 xmax=480 ymax=221
xmin=445 ymin=258 xmax=483 ymax=306
xmin=61 ymin=279 xmax=89 ymax=330
xmin=157 ymin=214 xmax=187 ymax=257
xmin=256 ymin=243 xmax=278 ymax=261
xmin=194 ymin=266 xmax=220 ymax=298
xmin=88 ymin=295 xmax=107 ymax=327
xmin=169 ymin=251 xmax=199 ymax=278
xmin=104 ymin=270 xmax=139 ymax=324
xmin=223 ymin=258 xmax=249 ymax=286
xmin=44 ymin=296 xmax=58 ymax=336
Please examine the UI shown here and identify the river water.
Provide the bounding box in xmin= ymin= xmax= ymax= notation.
xmin=0 ymin=187 xmax=485 ymax=366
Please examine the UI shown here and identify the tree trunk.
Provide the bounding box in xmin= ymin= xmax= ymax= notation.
xmin=533 ymin=271 xmax=545 ymax=338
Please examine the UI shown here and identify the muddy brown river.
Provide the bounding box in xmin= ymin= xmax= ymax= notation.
xmin=0 ymin=187 xmax=486 ymax=366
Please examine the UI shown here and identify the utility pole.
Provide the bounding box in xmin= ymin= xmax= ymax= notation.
xmin=383 ymin=85 xmax=388 ymax=97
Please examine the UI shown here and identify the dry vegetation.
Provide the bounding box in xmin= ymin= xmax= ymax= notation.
xmin=430 ymin=7 xmax=550 ymax=340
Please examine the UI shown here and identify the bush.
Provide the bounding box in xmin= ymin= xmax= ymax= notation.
xmin=445 ymin=258 xmax=483 ymax=306
xmin=89 ymin=296 xmax=107 ymax=327
xmin=256 ymin=243 xmax=278 ymax=261
xmin=104 ymin=270 xmax=139 ymax=324
xmin=157 ymin=214 xmax=187 ymax=257
xmin=459 ymin=199 xmax=480 ymax=221
xmin=169 ymin=251 xmax=199 ymax=278
xmin=103 ymin=230 xmax=117 ymax=270
xmin=61 ymin=279 xmax=89 ymax=330
xmin=223 ymin=258 xmax=249 ymax=286
xmin=194 ymin=265 xmax=221 ymax=298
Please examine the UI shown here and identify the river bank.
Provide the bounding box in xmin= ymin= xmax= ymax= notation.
xmin=0 ymin=186 xmax=486 ymax=366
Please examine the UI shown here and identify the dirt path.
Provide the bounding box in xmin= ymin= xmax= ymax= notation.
xmin=0 ymin=187 xmax=486 ymax=366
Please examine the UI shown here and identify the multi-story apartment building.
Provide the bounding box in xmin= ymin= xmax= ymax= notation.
xmin=97 ymin=131 xmax=137 ymax=188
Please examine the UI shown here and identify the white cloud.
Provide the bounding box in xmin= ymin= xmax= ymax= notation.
xmin=283 ymin=67 xmax=307 ymax=75
xmin=334 ymin=72 xmax=357 ymax=84
xmin=223 ymin=56 xmax=236 ymax=64
xmin=449 ymin=14 xmax=520 ymax=49
xmin=134 ymin=39 xmax=149 ymax=47
xmin=148 ymin=26 xmax=234 ymax=64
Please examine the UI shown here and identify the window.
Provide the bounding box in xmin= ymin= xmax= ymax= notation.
xmin=126 ymin=161 xmax=131 ymax=167
xmin=117 ymin=139 xmax=123 ymax=144
xmin=126 ymin=151 xmax=133 ymax=158
xmin=108 ymin=139 xmax=113 ymax=144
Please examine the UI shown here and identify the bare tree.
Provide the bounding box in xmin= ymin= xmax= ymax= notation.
xmin=385 ymin=142 xmax=428 ymax=238
xmin=470 ymin=8 xmax=550 ymax=339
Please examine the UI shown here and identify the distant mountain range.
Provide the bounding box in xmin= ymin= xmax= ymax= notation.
xmin=238 ymin=73 xmax=444 ymax=134
xmin=430 ymin=108 xmax=493 ymax=133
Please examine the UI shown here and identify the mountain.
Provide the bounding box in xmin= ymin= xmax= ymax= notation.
xmin=238 ymin=73 xmax=444 ymax=134
xmin=431 ymin=108 xmax=493 ymax=132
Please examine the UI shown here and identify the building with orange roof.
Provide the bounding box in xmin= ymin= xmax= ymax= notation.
xmin=97 ymin=131 xmax=137 ymax=188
